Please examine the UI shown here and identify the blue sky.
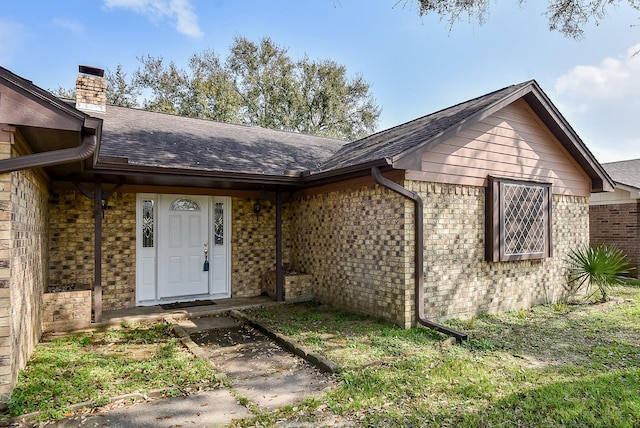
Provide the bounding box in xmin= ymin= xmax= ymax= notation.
xmin=1 ymin=0 xmax=638 ymax=163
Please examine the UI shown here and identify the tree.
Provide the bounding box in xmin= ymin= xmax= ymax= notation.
xmin=49 ymin=85 xmax=75 ymax=99
xmin=408 ymin=0 xmax=640 ymax=39
xmin=122 ymin=36 xmax=380 ymax=140
xmin=296 ymin=57 xmax=380 ymax=140
xmin=186 ymin=49 xmax=243 ymax=123
xmin=106 ymin=64 xmax=139 ymax=108
xmin=133 ymin=55 xmax=190 ymax=115
xmin=226 ymin=37 xmax=299 ymax=131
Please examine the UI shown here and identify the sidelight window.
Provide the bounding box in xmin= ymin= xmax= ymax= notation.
xmin=214 ymin=202 xmax=224 ymax=245
xmin=142 ymin=200 xmax=155 ymax=248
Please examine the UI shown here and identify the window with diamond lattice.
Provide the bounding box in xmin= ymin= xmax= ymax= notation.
xmin=486 ymin=176 xmax=552 ymax=262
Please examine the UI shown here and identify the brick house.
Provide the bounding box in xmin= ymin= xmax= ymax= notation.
xmin=590 ymin=159 xmax=640 ymax=275
xmin=0 ymin=65 xmax=612 ymax=402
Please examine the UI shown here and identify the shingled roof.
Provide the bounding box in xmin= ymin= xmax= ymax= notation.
xmin=601 ymin=159 xmax=640 ymax=190
xmin=94 ymin=105 xmax=346 ymax=176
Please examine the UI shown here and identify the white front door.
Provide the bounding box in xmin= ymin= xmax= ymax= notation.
xmin=158 ymin=195 xmax=209 ymax=299
xmin=136 ymin=194 xmax=232 ymax=305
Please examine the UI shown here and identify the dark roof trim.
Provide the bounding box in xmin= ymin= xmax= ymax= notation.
xmin=93 ymin=159 xmax=306 ymax=186
xmin=91 ymin=156 xmax=391 ymax=189
xmin=391 ymin=80 xmax=613 ymax=193
xmin=302 ymin=158 xmax=391 ymax=187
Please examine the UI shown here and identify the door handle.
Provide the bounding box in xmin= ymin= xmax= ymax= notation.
xmin=203 ymin=242 xmax=209 ymax=271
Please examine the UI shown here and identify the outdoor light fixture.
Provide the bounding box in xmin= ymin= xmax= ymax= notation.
xmin=253 ymin=200 xmax=262 ymax=219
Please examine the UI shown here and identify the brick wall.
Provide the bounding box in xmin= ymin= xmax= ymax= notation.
xmin=102 ymin=193 xmax=136 ymax=309
xmin=231 ymin=198 xmax=292 ymax=297
xmin=49 ymin=191 xmax=136 ymax=311
xmin=42 ymin=290 xmax=92 ymax=332
xmin=48 ymin=191 xmax=93 ymax=290
xmin=0 ymin=133 xmax=10 ymax=403
xmin=409 ymin=181 xmax=589 ymax=320
xmin=288 ymin=179 xmax=588 ymax=327
xmin=590 ymin=202 xmax=640 ymax=276
xmin=290 ymin=183 xmax=413 ymax=327
xmin=0 ymin=131 xmax=49 ymax=403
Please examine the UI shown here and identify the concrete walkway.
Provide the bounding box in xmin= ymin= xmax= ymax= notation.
xmin=49 ymin=389 xmax=252 ymax=427
xmin=39 ymin=314 xmax=336 ymax=428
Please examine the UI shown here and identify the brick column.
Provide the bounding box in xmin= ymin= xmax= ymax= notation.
xmin=0 ymin=125 xmax=49 ymax=404
xmin=0 ymin=126 xmax=13 ymax=402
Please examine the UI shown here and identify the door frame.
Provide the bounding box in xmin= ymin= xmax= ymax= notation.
xmin=135 ymin=193 xmax=232 ymax=306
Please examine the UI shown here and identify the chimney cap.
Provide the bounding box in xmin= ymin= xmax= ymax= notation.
xmin=78 ymin=65 xmax=104 ymax=78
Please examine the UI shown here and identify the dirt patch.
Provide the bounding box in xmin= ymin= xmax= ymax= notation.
xmin=185 ymin=316 xmax=336 ymax=410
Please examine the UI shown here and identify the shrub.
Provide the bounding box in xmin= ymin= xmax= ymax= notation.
xmin=566 ymin=244 xmax=637 ymax=302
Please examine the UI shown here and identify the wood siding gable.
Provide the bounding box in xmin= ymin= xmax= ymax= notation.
xmin=405 ymin=99 xmax=593 ymax=197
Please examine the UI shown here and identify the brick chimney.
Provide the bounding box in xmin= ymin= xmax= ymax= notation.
xmin=75 ymin=65 xmax=106 ymax=113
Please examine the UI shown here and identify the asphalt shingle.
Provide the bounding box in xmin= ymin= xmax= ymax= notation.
xmin=95 ymin=105 xmax=346 ymax=176
xmin=602 ymin=159 xmax=640 ymax=190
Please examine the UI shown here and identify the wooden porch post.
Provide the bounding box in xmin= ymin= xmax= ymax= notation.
xmin=93 ymin=180 xmax=103 ymax=323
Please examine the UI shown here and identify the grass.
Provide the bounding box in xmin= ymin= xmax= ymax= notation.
xmin=234 ymin=286 xmax=640 ymax=427
xmin=7 ymin=322 xmax=219 ymax=422
xmin=8 ymin=286 xmax=640 ymax=426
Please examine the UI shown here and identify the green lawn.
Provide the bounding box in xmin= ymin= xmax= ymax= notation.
xmin=7 ymin=286 xmax=640 ymax=427
xmin=238 ymin=286 xmax=640 ymax=427
xmin=6 ymin=322 xmax=219 ymax=422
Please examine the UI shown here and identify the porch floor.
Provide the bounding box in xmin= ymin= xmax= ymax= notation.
xmin=97 ymin=296 xmax=279 ymax=327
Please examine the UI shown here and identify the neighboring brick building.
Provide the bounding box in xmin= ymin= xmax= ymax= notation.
xmin=590 ymin=159 xmax=640 ymax=276
xmin=0 ymin=65 xmax=613 ymax=402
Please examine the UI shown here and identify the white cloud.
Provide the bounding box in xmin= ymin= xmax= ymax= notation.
xmin=589 ymin=136 xmax=640 ymax=163
xmin=103 ymin=0 xmax=203 ymax=38
xmin=552 ymin=44 xmax=640 ymax=163
xmin=555 ymin=43 xmax=640 ymax=103
xmin=53 ymin=18 xmax=85 ymax=34
xmin=0 ymin=20 xmax=27 ymax=65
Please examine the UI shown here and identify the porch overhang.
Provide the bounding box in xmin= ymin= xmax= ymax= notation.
xmin=0 ymin=66 xmax=102 ymax=174
xmin=50 ymin=156 xmax=393 ymax=194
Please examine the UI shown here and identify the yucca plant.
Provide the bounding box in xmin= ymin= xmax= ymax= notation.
xmin=566 ymin=244 xmax=637 ymax=302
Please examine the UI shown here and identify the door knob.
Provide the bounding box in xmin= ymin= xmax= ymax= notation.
xmin=203 ymin=242 xmax=209 ymax=271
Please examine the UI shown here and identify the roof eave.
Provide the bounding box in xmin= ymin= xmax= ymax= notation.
xmin=91 ymin=157 xmax=392 ymax=190
xmin=91 ymin=159 xmax=307 ymax=187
